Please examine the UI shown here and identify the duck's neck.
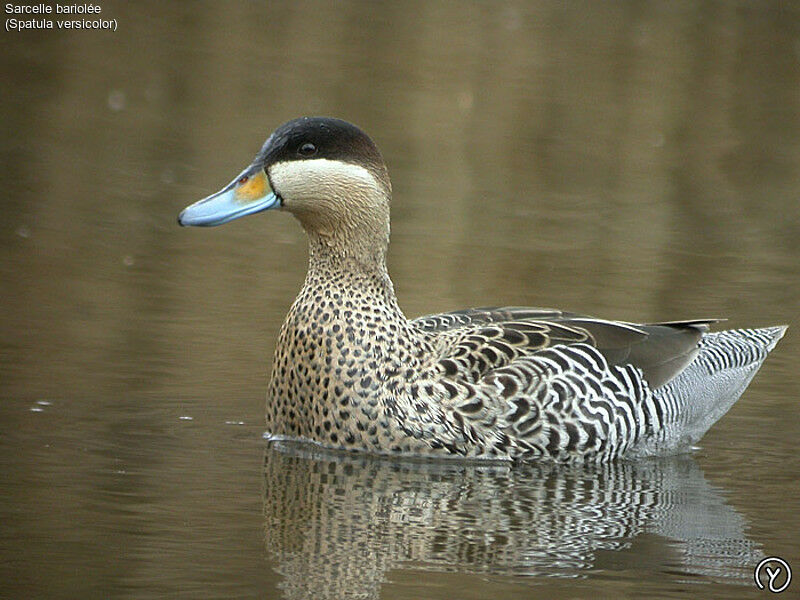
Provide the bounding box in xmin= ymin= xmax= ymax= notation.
xmin=301 ymin=231 xmax=404 ymax=320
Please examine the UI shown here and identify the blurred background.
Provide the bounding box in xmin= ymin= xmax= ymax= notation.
xmin=1 ymin=1 xmax=798 ymax=598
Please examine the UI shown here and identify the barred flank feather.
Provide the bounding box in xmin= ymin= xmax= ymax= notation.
xmin=629 ymin=326 xmax=788 ymax=457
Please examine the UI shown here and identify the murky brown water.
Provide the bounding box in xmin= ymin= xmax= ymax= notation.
xmin=2 ymin=1 xmax=799 ymax=598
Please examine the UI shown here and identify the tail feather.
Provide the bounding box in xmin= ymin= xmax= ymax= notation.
xmin=632 ymin=326 xmax=786 ymax=456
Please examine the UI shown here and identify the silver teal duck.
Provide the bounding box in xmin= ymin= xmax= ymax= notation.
xmin=179 ymin=117 xmax=787 ymax=462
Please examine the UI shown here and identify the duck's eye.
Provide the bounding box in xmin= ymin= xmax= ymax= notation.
xmin=238 ymin=175 xmax=250 ymax=185
xmin=298 ymin=142 xmax=317 ymax=156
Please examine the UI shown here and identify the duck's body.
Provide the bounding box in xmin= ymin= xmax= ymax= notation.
xmin=179 ymin=117 xmax=786 ymax=462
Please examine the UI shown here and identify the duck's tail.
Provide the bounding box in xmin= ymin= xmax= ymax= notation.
xmin=634 ymin=325 xmax=787 ymax=456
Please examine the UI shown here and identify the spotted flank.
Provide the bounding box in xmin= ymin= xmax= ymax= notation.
xmin=179 ymin=117 xmax=788 ymax=462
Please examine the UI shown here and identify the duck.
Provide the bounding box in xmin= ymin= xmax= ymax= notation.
xmin=179 ymin=116 xmax=786 ymax=462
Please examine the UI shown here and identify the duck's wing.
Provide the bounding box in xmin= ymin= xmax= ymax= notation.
xmin=413 ymin=306 xmax=571 ymax=332
xmin=412 ymin=306 xmax=718 ymax=388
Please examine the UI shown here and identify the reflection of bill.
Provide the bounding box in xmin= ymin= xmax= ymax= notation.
xmin=754 ymin=557 xmax=792 ymax=593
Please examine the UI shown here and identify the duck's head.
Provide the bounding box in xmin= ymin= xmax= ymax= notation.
xmin=179 ymin=117 xmax=392 ymax=259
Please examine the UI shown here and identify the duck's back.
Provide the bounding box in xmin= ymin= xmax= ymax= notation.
xmin=410 ymin=307 xmax=786 ymax=460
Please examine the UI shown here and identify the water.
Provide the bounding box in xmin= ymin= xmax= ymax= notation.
xmin=2 ymin=1 xmax=799 ymax=598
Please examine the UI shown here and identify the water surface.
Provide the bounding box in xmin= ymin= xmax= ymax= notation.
xmin=2 ymin=2 xmax=799 ymax=598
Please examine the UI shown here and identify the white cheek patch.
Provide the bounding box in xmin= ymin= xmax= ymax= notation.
xmin=268 ymin=159 xmax=384 ymax=204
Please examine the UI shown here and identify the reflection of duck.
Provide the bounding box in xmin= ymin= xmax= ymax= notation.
xmin=180 ymin=117 xmax=786 ymax=461
xmin=263 ymin=442 xmax=761 ymax=599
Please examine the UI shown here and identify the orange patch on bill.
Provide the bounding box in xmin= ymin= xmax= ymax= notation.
xmin=235 ymin=170 xmax=269 ymax=202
